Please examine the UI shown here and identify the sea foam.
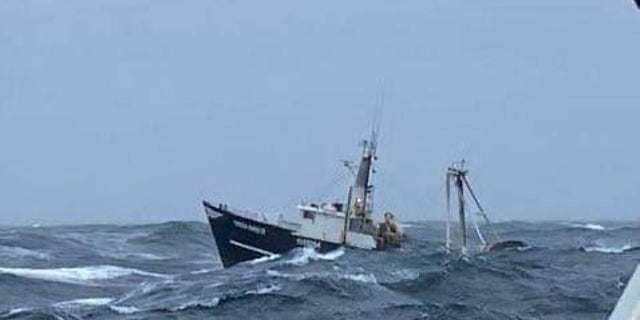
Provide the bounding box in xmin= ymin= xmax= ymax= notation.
xmin=170 ymin=298 xmax=221 ymax=312
xmin=569 ymin=223 xmax=607 ymax=231
xmin=0 ymin=265 xmax=167 ymax=285
xmin=109 ymin=305 xmax=141 ymax=314
xmin=246 ymin=284 xmax=282 ymax=295
xmin=266 ymin=269 xmax=377 ymax=284
xmin=582 ymin=244 xmax=635 ymax=254
xmin=54 ymin=297 xmax=114 ymax=308
xmin=249 ymin=254 xmax=282 ymax=264
xmin=285 ymin=247 xmax=345 ymax=266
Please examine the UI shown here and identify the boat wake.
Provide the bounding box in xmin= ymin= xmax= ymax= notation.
xmin=249 ymin=254 xmax=282 ymax=265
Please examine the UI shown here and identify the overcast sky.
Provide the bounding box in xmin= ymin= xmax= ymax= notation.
xmin=1 ymin=0 xmax=639 ymax=225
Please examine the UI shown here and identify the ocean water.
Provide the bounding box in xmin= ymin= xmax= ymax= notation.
xmin=0 ymin=221 xmax=638 ymax=320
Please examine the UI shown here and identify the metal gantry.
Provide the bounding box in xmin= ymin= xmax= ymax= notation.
xmin=445 ymin=160 xmax=495 ymax=253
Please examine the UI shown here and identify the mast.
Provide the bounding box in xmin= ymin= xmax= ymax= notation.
xmin=347 ymin=138 xmax=376 ymax=219
xmin=455 ymin=172 xmax=467 ymax=248
xmin=445 ymin=171 xmax=452 ymax=252
xmin=447 ymin=160 xmax=487 ymax=252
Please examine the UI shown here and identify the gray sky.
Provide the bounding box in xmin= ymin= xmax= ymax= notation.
xmin=1 ymin=0 xmax=639 ymax=225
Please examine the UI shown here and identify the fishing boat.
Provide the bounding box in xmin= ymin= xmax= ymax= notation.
xmin=203 ymin=132 xmax=405 ymax=268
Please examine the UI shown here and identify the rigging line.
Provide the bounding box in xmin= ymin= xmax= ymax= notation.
xmin=468 ymin=208 xmax=487 ymax=248
xmin=461 ymin=175 xmax=489 ymax=224
xmin=461 ymin=175 xmax=502 ymax=244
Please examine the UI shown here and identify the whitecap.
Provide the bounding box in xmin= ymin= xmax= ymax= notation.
xmin=171 ymin=298 xmax=220 ymax=312
xmin=0 ymin=265 xmax=168 ymax=285
xmin=246 ymin=284 xmax=282 ymax=295
xmin=103 ymin=252 xmax=168 ymax=260
xmin=285 ymin=247 xmax=345 ymax=266
xmin=54 ymin=297 xmax=114 ymax=308
xmin=109 ymin=305 xmax=141 ymax=314
xmin=266 ymin=269 xmax=304 ymax=280
xmin=5 ymin=308 xmax=30 ymax=316
xmin=339 ymin=274 xmax=378 ymax=284
xmin=582 ymin=244 xmax=634 ymax=254
xmin=318 ymin=247 xmax=345 ymax=260
xmin=266 ymin=269 xmax=377 ymax=284
xmin=570 ymin=223 xmax=606 ymax=231
xmin=249 ymin=254 xmax=281 ymax=264
xmin=190 ymin=268 xmax=217 ymax=275
xmin=390 ymin=269 xmax=420 ymax=281
xmin=134 ymin=253 xmax=168 ymax=260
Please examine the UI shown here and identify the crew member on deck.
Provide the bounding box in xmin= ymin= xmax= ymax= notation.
xmin=378 ymin=212 xmax=404 ymax=247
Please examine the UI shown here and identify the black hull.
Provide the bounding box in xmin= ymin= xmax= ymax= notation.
xmin=203 ymin=201 xmax=341 ymax=268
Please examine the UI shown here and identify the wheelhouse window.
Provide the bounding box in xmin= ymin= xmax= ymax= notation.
xmin=303 ymin=211 xmax=315 ymax=220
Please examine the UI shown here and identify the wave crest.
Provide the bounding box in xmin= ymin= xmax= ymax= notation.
xmin=580 ymin=244 xmax=638 ymax=254
xmin=0 ymin=245 xmax=50 ymax=260
xmin=284 ymin=247 xmax=345 ymax=266
xmin=0 ymin=265 xmax=168 ymax=285
xmin=569 ymin=223 xmax=607 ymax=231
xmin=266 ymin=269 xmax=377 ymax=284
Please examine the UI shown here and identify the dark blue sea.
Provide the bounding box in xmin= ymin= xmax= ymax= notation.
xmin=0 ymin=221 xmax=638 ymax=320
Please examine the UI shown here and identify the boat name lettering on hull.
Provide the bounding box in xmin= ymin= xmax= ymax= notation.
xmin=233 ymin=220 xmax=266 ymax=235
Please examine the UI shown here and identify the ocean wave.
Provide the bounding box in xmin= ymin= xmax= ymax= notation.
xmin=266 ymin=269 xmax=377 ymax=284
xmin=0 ymin=265 xmax=168 ymax=285
xmin=580 ymin=244 xmax=638 ymax=254
xmin=3 ymin=308 xmax=30 ymax=317
xmin=284 ymin=247 xmax=345 ymax=266
xmin=189 ymin=268 xmax=218 ymax=275
xmin=108 ymin=284 xmax=282 ymax=315
xmin=102 ymin=251 xmax=170 ymax=261
xmin=109 ymin=305 xmax=141 ymax=315
xmin=249 ymin=254 xmax=282 ymax=265
xmin=568 ymin=223 xmax=607 ymax=231
xmin=128 ymin=221 xmax=205 ymax=246
xmin=246 ymin=284 xmax=282 ymax=295
xmin=170 ymin=298 xmax=221 ymax=312
xmin=340 ymin=273 xmax=378 ymax=284
xmin=54 ymin=297 xmax=114 ymax=308
xmin=0 ymin=245 xmax=50 ymax=259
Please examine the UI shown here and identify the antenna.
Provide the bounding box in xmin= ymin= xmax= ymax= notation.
xmin=370 ymin=80 xmax=385 ymax=159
